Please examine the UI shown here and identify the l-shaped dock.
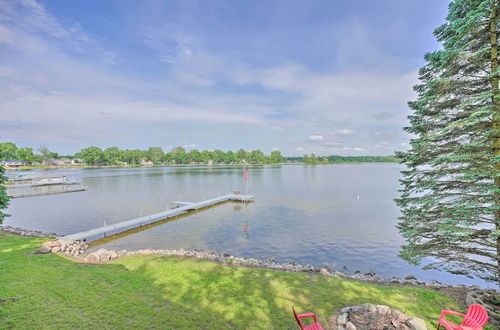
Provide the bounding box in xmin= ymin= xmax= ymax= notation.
xmin=59 ymin=193 xmax=254 ymax=242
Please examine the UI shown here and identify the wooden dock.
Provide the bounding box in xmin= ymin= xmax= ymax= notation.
xmin=59 ymin=193 xmax=254 ymax=242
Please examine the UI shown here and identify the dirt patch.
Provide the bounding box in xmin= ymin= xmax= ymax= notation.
xmin=0 ymin=297 xmax=17 ymax=305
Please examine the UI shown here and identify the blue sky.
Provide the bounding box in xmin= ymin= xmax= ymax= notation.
xmin=0 ymin=0 xmax=449 ymax=155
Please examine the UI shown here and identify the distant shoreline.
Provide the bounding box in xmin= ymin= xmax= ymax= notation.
xmin=4 ymin=161 xmax=400 ymax=171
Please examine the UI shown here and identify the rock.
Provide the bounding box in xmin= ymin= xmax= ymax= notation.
xmin=100 ymin=253 xmax=111 ymax=261
xmin=51 ymin=247 xmax=61 ymax=253
xmin=376 ymin=305 xmax=390 ymax=314
xmin=345 ymin=321 xmax=356 ymax=330
xmin=223 ymin=253 xmax=230 ymax=257
xmin=42 ymin=241 xmax=60 ymax=249
xmin=350 ymin=306 xmax=361 ymax=313
xmin=117 ymin=249 xmax=127 ymax=257
xmin=390 ymin=308 xmax=401 ymax=319
xmin=84 ymin=252 xmax=100 ymax=263
xmin=35 ymin=246 xmax=51 ymax=254
xmin=405 ymin=275 xmax=417 ymax=280
xmin=96 ymin=248 xmax=111 ymax=261
xmin=397 ymin=313 xmax=409 ymax=323
xmin=2 ymin=226 xmax=58 ymax=238
xmin=406 ymin=317 xmax=427 ymax=330
xmin=341 ymin=306 xmax=352 ymax=313
xmin=336 ymin=313 xmax=348 ymax=325
xmin=364 ymin=271 xmax=375 ymax=276
xmin=361 ymin=303 xmax=377 ymax=313
xmin=108 ymin=250 xmax=118 ymax=259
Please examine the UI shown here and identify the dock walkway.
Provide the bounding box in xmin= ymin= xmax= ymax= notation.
xmin=59 ymin=193 xmax=254 ymax=242
xmin=7 ymin=186 xmax=87 ymax=198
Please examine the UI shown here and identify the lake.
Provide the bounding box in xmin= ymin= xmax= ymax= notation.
xmin=4 ymin=164 xmax=493 ymax=287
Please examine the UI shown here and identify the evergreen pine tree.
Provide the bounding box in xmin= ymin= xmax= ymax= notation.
xmin=0 ymin=165 xmax=10 ymax=225
xmin=396 ymin=0 xmax=499 ymax=284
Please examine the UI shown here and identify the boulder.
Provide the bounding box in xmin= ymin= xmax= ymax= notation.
xmin=35 ymin=246 xmax=51 ymax=254
xmin=390 ymin=308 xmax=402 ymax=319
xmin=51 ymin=247 xmax=61 ymax=253
xmin=96 ymin=249 xmax=111 ymax=261
xmin=376 ymin=305 xmax=390 ymax=314
xmin=84 ymin=252 xmax=100 ymax=263
xmin=345 ymin=321 xmax=356 ymax=330
xmin=397 ymin=313 xmax=410 ymax=323
xmin=405 ymin=275 xmax=417 ymax=280
xmin=108 ymin=250 xmax=118 ymax=260
xmin=42 ymin=241 xmax=60 ymax=249
xmin=406 ymin=317 xmax=427 ymax=330
xmin=341 ymin=306 xmax=353 ymax=313
xmin=336 ymin=313 xmax=348 ymax=325
xmin=361 ymin=303 xmax=377 ymax=313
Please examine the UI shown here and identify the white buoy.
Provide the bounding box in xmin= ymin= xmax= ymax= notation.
xmin=357 ymin=195 xmax=360 ymax=200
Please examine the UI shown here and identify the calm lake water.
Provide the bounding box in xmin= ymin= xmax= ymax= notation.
xmin=4 ymin=164 xmax=493 ymax=287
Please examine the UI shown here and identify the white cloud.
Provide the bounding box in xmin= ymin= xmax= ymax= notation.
xmin=182 ymin=143 xmax=197 ymax=149
xmin=334 ymin=129 xmax=353 ymax=136
xmin=308 ymin=134 xmax=324 ymax=141
xmin=0 ymin=0 xmax=415 ymax=156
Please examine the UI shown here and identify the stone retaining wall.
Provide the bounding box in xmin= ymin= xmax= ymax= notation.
xmin=32 ymin=239 xmax=484 ymax=289
xmin=1 ymin=226 xmax=57 ymax=238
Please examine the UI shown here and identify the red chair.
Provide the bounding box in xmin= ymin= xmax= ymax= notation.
xmin=292 ymin=307 xmax=324 ymax=330
xmin=437 ymin=304 xmax=489 ymax=329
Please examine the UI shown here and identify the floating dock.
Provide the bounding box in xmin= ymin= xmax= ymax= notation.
xmin=7 ymin=181 xmax=80 ymax=188
xmin=7 ymin=186 xmax=87 ymax=198
xmin=59 ymin=193 xmax=254 ymax=242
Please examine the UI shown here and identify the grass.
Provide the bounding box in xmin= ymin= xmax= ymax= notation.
xmin=0 ymin=233 xmax=485 ymax=329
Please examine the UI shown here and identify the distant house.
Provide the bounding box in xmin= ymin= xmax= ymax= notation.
xmin=71 ymin=158 xmax=83 ymax=165
xmin=140 ymin=159 xmax=154 ymax=166
xmin=1 ymin=159 xmax=27 ymax=167
xmin=55 ymin=158 xmax=71 ymax=166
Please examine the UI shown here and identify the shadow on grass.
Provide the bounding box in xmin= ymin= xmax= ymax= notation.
xmin=0 ymin=234 xmax=466 ymax=329
xmin=120 ymin=254 xmax=461 ymax=329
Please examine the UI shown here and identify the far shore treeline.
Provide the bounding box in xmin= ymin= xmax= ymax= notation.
xmin=0 ymin=142 xmax=398 ymax=166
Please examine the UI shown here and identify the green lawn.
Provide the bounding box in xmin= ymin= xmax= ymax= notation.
xmin=0 ymin=233 xmax=473 ymax=329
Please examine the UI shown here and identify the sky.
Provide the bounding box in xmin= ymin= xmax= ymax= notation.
xmin=0 ymin=0 xmax=450 ymax=156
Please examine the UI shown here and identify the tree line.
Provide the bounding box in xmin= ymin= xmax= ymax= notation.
xmin=0 ymin=142 xmax=286 ymax=166
xmin=296 ymin=154 xmax=398 ymax=164
xmin=0 ymin=142 xmax=399 ymax=167
xmin=77 ymin=146 xmax=287 ymax=166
